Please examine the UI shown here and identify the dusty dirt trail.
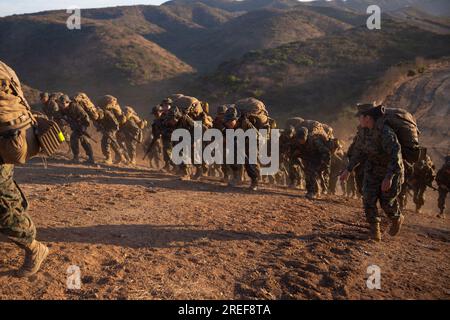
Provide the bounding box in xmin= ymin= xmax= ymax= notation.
xmin=0 ymin=158 xmax=449 ymax=300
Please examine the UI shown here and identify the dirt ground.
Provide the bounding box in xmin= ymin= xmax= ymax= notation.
xmin=0 ymin=156 xmax=449 ymax=300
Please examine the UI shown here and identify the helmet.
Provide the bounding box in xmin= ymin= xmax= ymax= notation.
xmin=216 ymin=105 xmax=228 ymax=115
xmin=295 ymin=127 xmax=309 ymax=140
xmin=166 ymin=107 xmax=183 ymax=122
xmin=40 ymin=92 xmax=49 ymax=100
xmin=97 ymin=95 xmax=118 ymax=109
xmin=59 ymin=94 xmax=71 ymax=105
xmin=152 ymin=105 xmax=163 ymax=114
xmin=223 ymin=107 xmax=238 ymax=123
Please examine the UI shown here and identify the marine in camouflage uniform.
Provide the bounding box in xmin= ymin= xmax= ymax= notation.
xmin=0 ymin=60 xmax=49 ymax=277
xmin=342 ymin=104 xmax=405 ymax=241
xmin=60 ymin=95 xmax=95 ymax=164
xmin=347 ymin=128 xmax=367 ymax=197
xmin=148 ymin=107 xmax=177 ymax=172
xmin=328 ymin=139 xmax=344 ymax=195
xmin=162 ymin=106 xmax=201 ymax=179
xmin=211 ymin=105 xmax=228 ymax=179
xmin=409 ymin=154 xmax=436 ymax=213
xmin=147 ymin=98 xmax=174 ymax=171
xmin=281 ymin=127 xmax=304 ymax=189
xmin=96 ymin=95 xmax=128 ymax=165
xmin=185 ymin=100 xmax=213 ymax=180
xmin=39 ymin=92 xmax=55 ymax=119
xmin=341 ymin=153 xmax=358 ymax=198
xmin=436 ymin=156 xmax=450 ymax=218
xmin=118 ymin=106 xmax=147 ymax=165
xmin=294 ymin=127 xmax=331 ymax=199
xmin=222 ymin=107 xmax=262 ymax=191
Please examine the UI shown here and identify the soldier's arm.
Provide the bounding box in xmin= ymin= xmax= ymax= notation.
xmin=346 ymin=135 xmax=364 ymax=172
xmin=381 ymin=125 xmax=403 ymax=179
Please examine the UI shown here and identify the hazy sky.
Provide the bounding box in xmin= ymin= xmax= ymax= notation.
xmin=0 ymin=0 xmax=316 ymax=17
xmin=0 ymin=1 xmax=166 ymax=17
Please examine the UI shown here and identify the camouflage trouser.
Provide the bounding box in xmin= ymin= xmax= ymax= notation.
xmin=179 ymin=143 xmax=208 ymax=178
xmin=329 ymin=170 xmax=338 ymax=195
xmin=303 ymin=160 xmax=322 ymax=196
xmin=438 ymin=186 xmax=448 ymax=212
xmin=412 ymin=184 xmax=427 ymax=210
xmin=320 ymin=165 xmax=331 ymax=194
xmin=362 ymin=170 xmax=403 ymax=224
xmin=288 ymin=157 xmax=303 ymax=187
xmin=101 ymin=130 xmax=124 ymax=160
xmin=0 ymin=164 xmax=36 ymax=246
xmin=161 ymin=137 xmax=174 ymax=168
xmin=70 ymin=129 xmax=94 ymax=160
xmin=148 ymin=139 xmax=163 ymax=168
xmin=355 ymin=164 xmax=364 ymax=195
xmin=227 ymin=163 xmax=259 ymax=183
xmin=119 ymin=136 xmax=138 ymax=163
xmin=342 ymin=171 xmax=357 ymax=197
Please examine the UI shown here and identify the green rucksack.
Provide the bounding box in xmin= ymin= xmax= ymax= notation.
xmin=380 ymin=107 xmax=421 ymax=163
xmin=235 ymin=97 xmax=269 ymax=129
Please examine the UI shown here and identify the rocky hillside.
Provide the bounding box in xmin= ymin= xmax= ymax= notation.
xmin=1 ymin=0 xmax=449 ymax=115
xmin=198 ymin=20 xmax=450 ymax=123
xmin=383 ymin=59 xmax=450 ymax=166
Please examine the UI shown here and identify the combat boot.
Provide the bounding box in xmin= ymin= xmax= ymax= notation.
xmin=369 ymin=222 xmax=382 ymax=242
xmin=305 ymin=192 xmax=317 ymax=200
xmin=129 ymin=155 xmax=137 ymax=166
xmin=388 ymin=214 xmax=405 ymax=237
xmin=114 ymin=153 xmax=128 ymax=165
xmin=249 ymin=180 xmax=258 ymax=191
xmin=71 ymin=156 xmax=80 ymax=163
xmin=16 ymin=240 xmax=49 ymax=277
xmin=84 ymin=156 xmax=96 ymax=165
xmin=104 ymin=155 xmax=113 ymax=165
xmin=437 ymin=209 xmax=445 ymax=218
xmin=192 ymin=167 xmax=203 ymax=181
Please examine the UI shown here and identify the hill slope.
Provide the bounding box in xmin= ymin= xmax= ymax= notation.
xmin=383 ymin=59 xmax=450 ymax=165
xmin=198 ymin=20 xmax=450 ymax=122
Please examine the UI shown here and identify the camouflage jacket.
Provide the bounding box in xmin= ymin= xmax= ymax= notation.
xmin=436 ymin=165 xmax=450 ymax=190
xmin=42 ymin=100 xmax=59 ymax=120
xmin=64 ymin=102 xmax=90 ymax=131
xmin=411 ymin=156 xmax=436 ymax=185
xmin=120 ymin=118 xmax=142 ymax=141
xmin=347 ymin=122 xmax=403 ymax=179
xmin=296 ymin=135 xmax=331 ymax=168
xmin=97 ymin=109 xmax=120 ymax=132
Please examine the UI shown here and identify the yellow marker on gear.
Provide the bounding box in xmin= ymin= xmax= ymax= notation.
xmin=58 ymin=131 xmax=65 ymax=142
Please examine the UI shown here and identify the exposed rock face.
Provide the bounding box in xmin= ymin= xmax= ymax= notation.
xmin=384 ymin=60 xmax=450 ymax=166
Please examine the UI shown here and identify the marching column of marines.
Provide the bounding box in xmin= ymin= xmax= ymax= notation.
xmin=1 ymin=60 xmax=448 ymax=276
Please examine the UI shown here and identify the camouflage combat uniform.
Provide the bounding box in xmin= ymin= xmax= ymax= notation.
xmin=296 ymin=129 xmax=331 ymax=199
xmin=436 ymin=160 xmax=450 ymax=217
xmin=347 ymin=121 xmax=404 ymax=224
xmin=98 ymin=109 xmax=127 ymax=164
xmin=341 ymin=154 xmax=358 ymax=198
xmin=118 ymin=109 xmax=146 ymax=165
xmin=0 ymin=165 xmax=36 ymax=247
xmin=329 ymin=152 xmax=344 ymax=195
xmin=0 ymin=60 xmax=49 ymax=277
xmin=410 ymin=155 xmax=435 ymax=212
xmin=41 ymin=96 xmax=59 ymax=120
xmin=64 ymin=97 xmax=95 ymax=163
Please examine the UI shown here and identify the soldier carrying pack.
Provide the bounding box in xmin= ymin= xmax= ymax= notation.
xmin=0 ymin=61 xmax=64 ymax=163
xmin=376 ymin=106 xmax=420 ymax=164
